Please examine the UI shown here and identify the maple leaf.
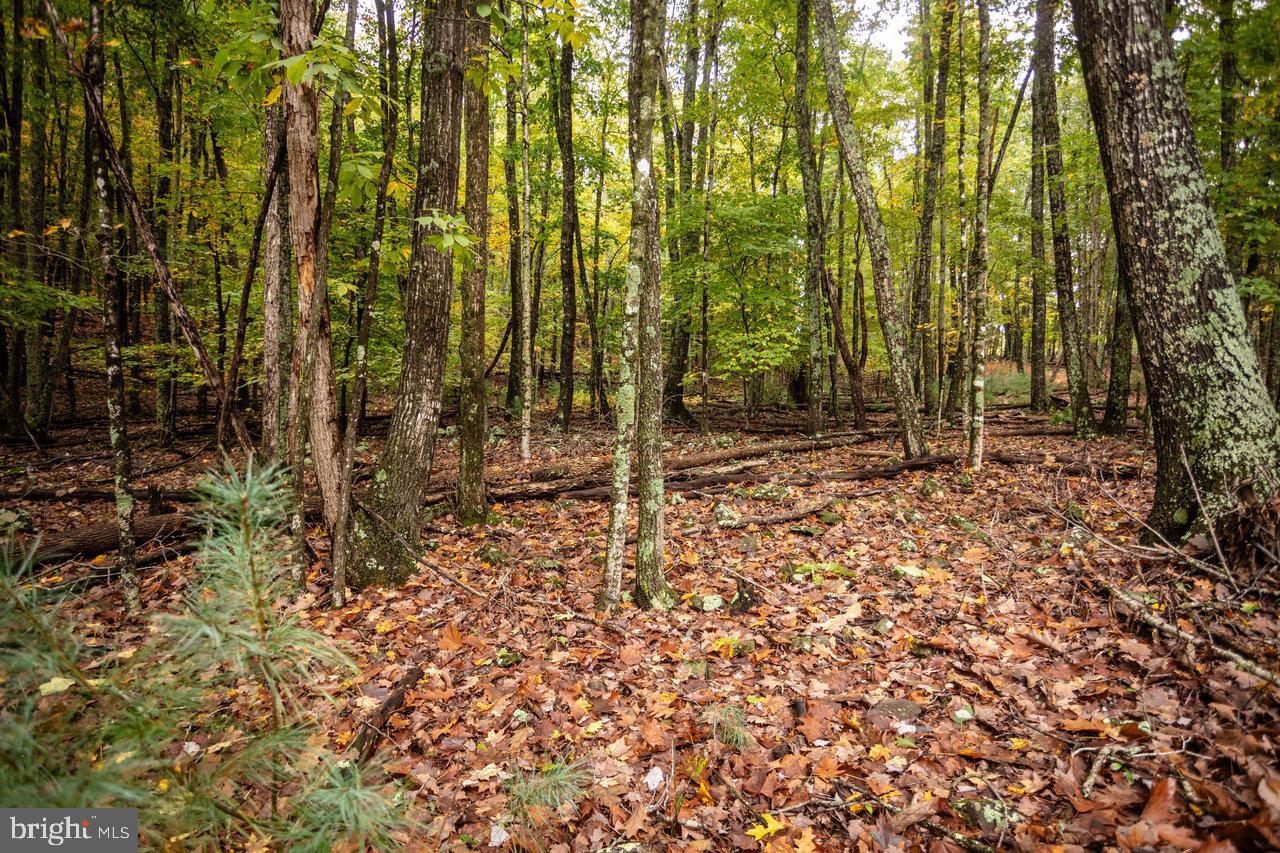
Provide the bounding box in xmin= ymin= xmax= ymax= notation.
xmin=746 ymin=812 xmax=786 ymax=843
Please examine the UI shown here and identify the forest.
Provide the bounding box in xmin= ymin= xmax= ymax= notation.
xmin=1 ymin=0 xmax=1279 ymax=846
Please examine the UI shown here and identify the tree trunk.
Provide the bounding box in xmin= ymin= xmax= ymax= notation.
xmin=1100 ymin=274 xmax=1132 ymax=436
xmin=912 ymin=0 xmax=954 ymax=418
xmin=333 ymin=0 xmax=399 ymax=603
xmin=457 ymin=0 xmax=489 ymax=523
xmin=554 ymin=40 xmax=577 ymax=430
xmin=1068 ymin=0 xmax=1280 ymax=536
xmin=794 ymin=0 xmax=825 ymax=436
xmin=966 ymin=0 xmax=991 ymax=469
xmin=1029 ymin=82 xmax=1049 ymax=412
xmin=518 ymin=0 xmax=534 ymax=460
xmin=504 ymin=53 xmax=525 ymax=414
xmin=1036 ymin=0 xmax=1094 ymax=435
xmin=88 ymin=0 xmax=139 ymax=613
xmin=814 ymin=0 xmax=927 ymax=459
xmin=350 ymin=0 xmax=465 ymax=588
xmin=261 ymin=102 xmax=290 ymax=462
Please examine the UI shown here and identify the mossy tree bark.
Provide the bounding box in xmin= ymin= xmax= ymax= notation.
xmin=1069 ymin=0 xmax=1280 ymax=537
xmin=814 ymin=0 xmax=927 ymax=459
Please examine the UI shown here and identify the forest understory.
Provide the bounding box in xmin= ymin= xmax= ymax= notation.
xmin=7 ymin=378 xmax=1278 ymax=852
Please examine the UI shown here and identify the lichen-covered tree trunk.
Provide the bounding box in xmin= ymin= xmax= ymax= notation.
xmin=966 ymin=0 xmax=991 ymax=469
xmin=599 ymin=224 xmax=640 ymax=612
xmin=1036 ymin=0 xmax=1094 ymax=436
xmin=518 ymin=0 xmax=534 ymax=461
xmin=1068 ymin=0 xmax=1280 ymax=536
xmin=814 ymin=0 xmax=926 ymax=459
xmin=260 ymin=102 xmax=290 ymax=462
xmin=794 ymin=0 xmax=825 ymax=436
xmin=349 ymin=0 xmax=465 ymax=588
xmin=88 ymin=4 xmax=139 ymax=613
xmin=1029 ymin=84 xmax=1049 ymax=412
xmin=458 ymin=0 xmax=490 ymax=524
xmin=631 ymin=0 xmax=676 ymax=611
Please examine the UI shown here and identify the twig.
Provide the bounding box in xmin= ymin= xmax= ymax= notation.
xmin=1105 ymin=583 xmax=1280 ymax=691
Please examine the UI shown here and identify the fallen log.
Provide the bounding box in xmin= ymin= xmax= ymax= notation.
xmin=28 ymin=511 xmax=198 ymax=567
xmin=351 ymin=664 xmax=425 ymax=764
xmin=985 ymin=450 xmax=1142 ymax=479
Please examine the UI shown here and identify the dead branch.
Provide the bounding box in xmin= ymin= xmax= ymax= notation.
xmin=1105 ymin=583 xmax=1280 ymax=691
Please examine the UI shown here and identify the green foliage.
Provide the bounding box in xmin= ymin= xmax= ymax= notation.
xmin=701 ymin=702 xmax=754 ymax=750
xmin=0 ymin=464 xmax=405 ymax=850
xmin=505 ymin=758 xmax=591 ymax=818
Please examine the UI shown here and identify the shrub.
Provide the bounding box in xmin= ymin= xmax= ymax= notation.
xmin=0 ymin=463 xmax=405 ymax=850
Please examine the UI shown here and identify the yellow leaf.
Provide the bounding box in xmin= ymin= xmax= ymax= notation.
xmin=1008 ymin=737 xmax=1031 ymax=750
xmin=746 ymin=813 xmax=786 ymax=843
xmin=38 ymin=676 xmax=75 ymax=696
xmin=868 ymin=743 xmax=893 ymax=762
xmin=374 ymin=619 xmax=395 ymax=634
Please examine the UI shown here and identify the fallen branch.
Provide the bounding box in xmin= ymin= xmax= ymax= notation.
xmin=1105 ymin=583 xmax=1280 ymax=690
xmin=351 ymin=664 xmax=425 ymax=764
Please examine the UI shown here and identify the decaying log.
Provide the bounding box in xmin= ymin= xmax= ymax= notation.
xmin=351 ymin=664 xmax=425 ymax=764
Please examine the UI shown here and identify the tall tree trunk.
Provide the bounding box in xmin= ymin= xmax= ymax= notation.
xmin=1036 ymin=0 xmax=1094 ymax=435
xmin=504 ymin=51 xmax=524 ymax=414
xmin=794 ymin=0 xmax=825 ymax=435
xmin=351 ymin=0 xmax=465 ymax=588
xmin=1029 ymin=83 xmax=1049 ymax=411
xmin=814 ymin=0 xmax=927 ymax=458
xmin=1069 ymin=0 xmax=1280 ymax=536
xmin=660 ymin=0 xmax=702 ymax=426
xmin=944 ymin=0 xmax=969 ymax=420
xmin=553 ymin=40 xmax=577 ymax=430
xmin=912 ymin=0 xmax=953 ymax=419
xmin=603 ymin=0 xmax=675 ymax=611
xmin=632 ymin=0 xmax=675 ymax=611
xmin=332 ymin=0 xmax=399 ymax=604
xmin=587 ymin=74 xmax=613 ymax=418
xmin=966 ymin=0 xmax=991 ymax=469
xmin=154 ymin=35 xmax=177 ymax=446
xmin=518 ymin=0 xmax=534 ymax=460
xmin=261 ymin=102 xmax=290 ymax=461
xmin=87 ymin=0 xmax=138 ymax=613
xmin=1100 ymin=274 xmax=1132 ymax=436
xmin=457 ymin=0 xmax=489 ymax=523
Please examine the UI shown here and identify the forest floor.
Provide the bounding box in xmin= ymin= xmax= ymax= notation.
xmin=4 ymin=386 xmax=1280 ymax=852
